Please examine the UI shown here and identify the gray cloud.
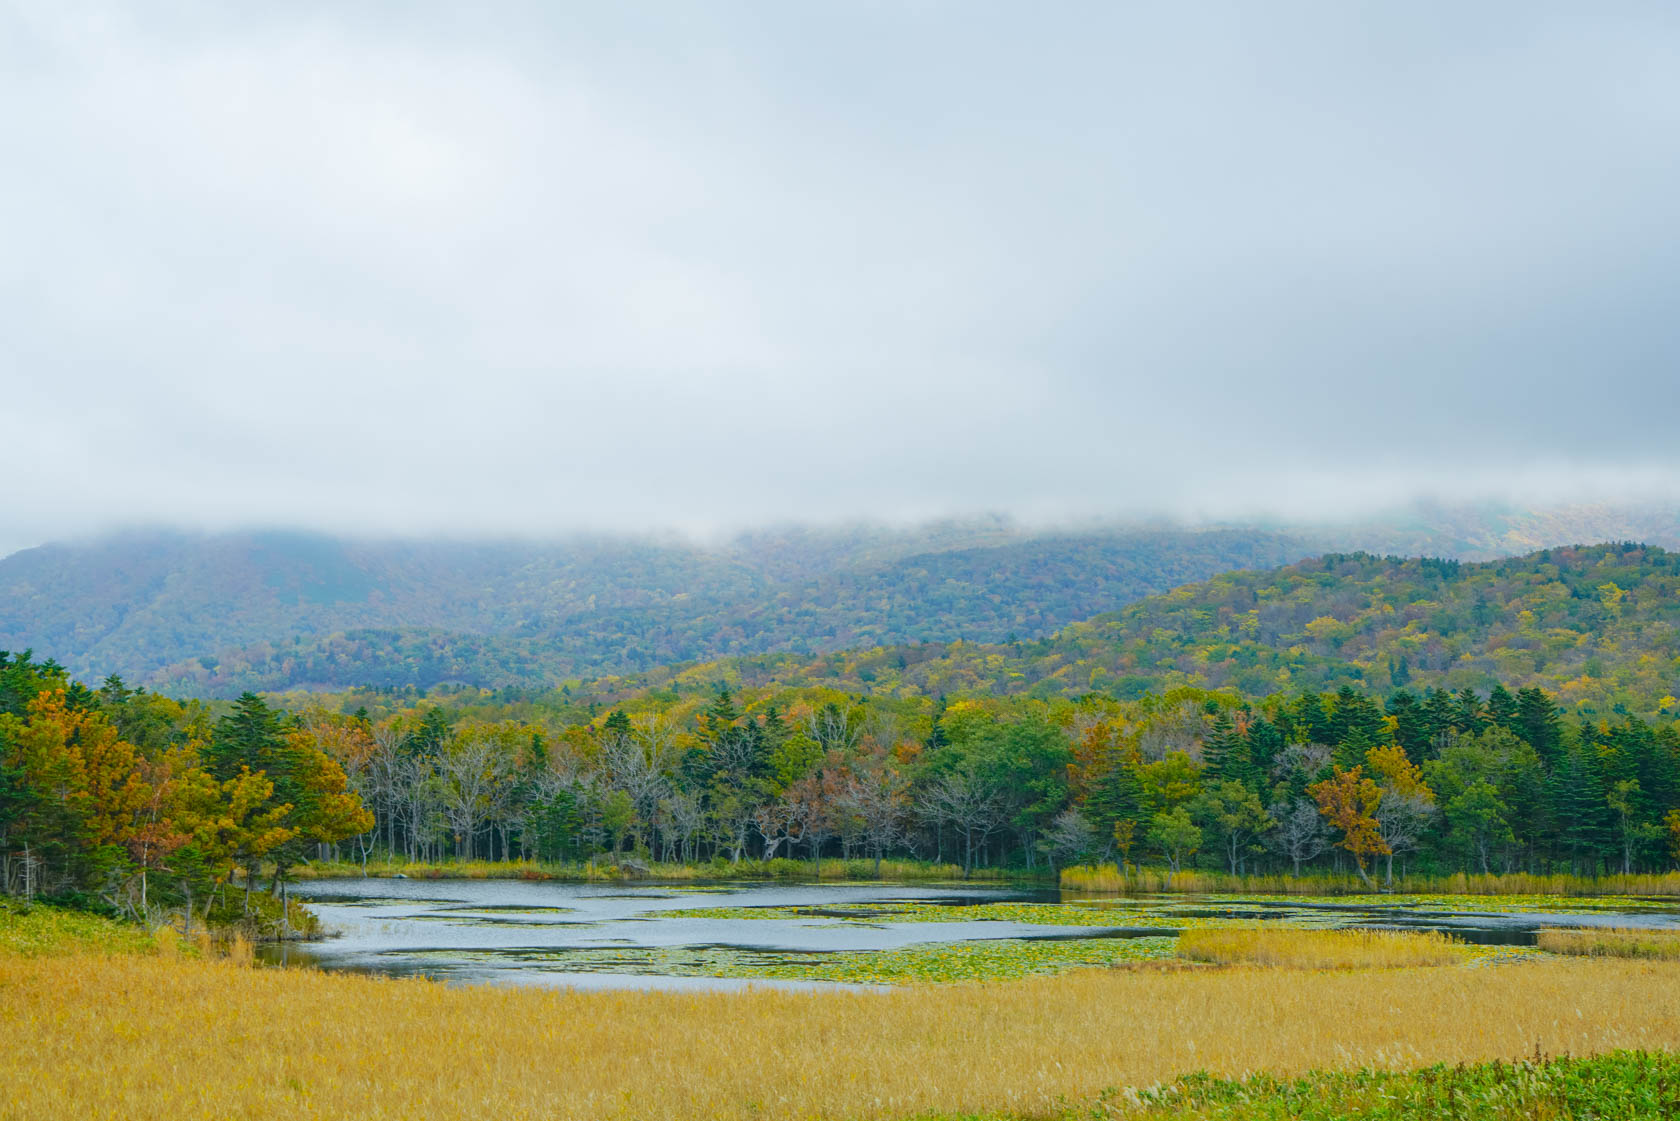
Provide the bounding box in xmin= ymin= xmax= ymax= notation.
xmin=4 ymin=1 xmax=1679 ymax=553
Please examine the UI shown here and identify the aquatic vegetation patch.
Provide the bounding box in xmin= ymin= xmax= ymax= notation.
xmin=679 ymin=899 xmax=1350 ymax=930
xmin=397 ymin=934 xmax=1178 ymax=985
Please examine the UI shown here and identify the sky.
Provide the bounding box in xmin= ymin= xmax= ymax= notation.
xmin=4 ymin=1 xmax=1679 ymax=555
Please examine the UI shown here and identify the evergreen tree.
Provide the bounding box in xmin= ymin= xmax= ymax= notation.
xmin=1421 ymin=687 xmax=1458 ymax=758
xmin=1487 ymin=684 xmax=1520 ymax=732
xmin=1453 ymin=688 xmax=1488 ymax=737
xmin=1551 ymin=745 xmax=1612 ymax=874
xmin=206 ymin=692 xmax=288 ymax=782
xmin=1515 ymin=687 xmax=1564 ymax=768
xmin=1386 ymin=690 xmax=1431 ymax=759
xmin=1244 ymin=716 xmax=1285 ymax=782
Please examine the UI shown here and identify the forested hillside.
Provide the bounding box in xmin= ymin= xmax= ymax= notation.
xmin=596 ymin=544 xmax=1680 ymax=720
xmin=7 ymin=504 xmax=1680 ymax=699
xmin=3 ymin=525 xmax=1306 ymax=695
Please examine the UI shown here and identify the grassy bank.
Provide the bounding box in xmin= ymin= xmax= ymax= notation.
xmin=4 ymin=948 xmax=1678 ymax=1119
xmin=1107 ymin=1051 xmax=1680 ymax=1120
xmin=0 ymin=900 xmax=157 ymax=958
xmin=1062 ymin=865 xmax=1680 ymax=898
xmin=292 ymin=855 xmax=1030 ymax=883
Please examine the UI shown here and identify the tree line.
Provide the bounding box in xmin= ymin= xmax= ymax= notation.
xmin=9 ymin=644 xmax=1680 ymax=897
xmin=292 ymin=673 xmax=1680 ymax=886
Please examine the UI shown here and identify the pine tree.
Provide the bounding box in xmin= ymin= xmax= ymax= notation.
xmin=206 ymin=692 xmax=287 ymax=782
xmin=1202 ymin=711 xmax=1257 ymax=788
xmin=1421 ymin=688 xmax=1457 ymax=758
xmin=1487 ymin=684 xmax=1520 ymax=732
xmin=1514 ymin=687 xmax=1564 ymax=768
xmin=1453 ymin=688 xmax=1489 ymax=737
xmin=1386 ymin=690 xmax=1431 ymax=759
xmin=1552 ymin=746 xmax=1612 ymax=874
xmin=1244 ymin=717 xmax=1285 ymax=782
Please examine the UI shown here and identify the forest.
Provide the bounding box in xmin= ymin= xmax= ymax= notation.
xmin=585 ymin=542 xmax=1680 ymax=721
xmin=11 ymin=638 xmax=1680 ymax=911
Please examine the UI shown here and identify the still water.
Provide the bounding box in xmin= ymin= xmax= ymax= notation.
xmin=260 ymin=877 xmax=1680 ymax=991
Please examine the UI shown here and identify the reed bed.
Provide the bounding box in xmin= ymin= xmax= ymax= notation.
xmin=293 ymin=856 xmax=997 ymax=883
xmin=1062 ymin=865 xmax=1680 ymax=898
xmin=4 ymin=952 xmax=1678 ymax=1120
xmin=1538 ymin=927 xmax=1680 ymax=960
xmin=1176 ymin=927 xmax=1462 ymax=969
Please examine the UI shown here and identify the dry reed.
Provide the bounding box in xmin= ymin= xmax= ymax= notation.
xmin=1062 ymin=865 xmax=1680 ymax=898
xmin=1538 ymin=927 xmax=1680 ymax=960
xmin=3 ymin=952 xmax=1678 ymax=1119
xmin=1176 ymin=927 xmax=1461 ymax=969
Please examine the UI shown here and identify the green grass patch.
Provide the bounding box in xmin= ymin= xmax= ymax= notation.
xmin=0 ymin=901 xmax=156 ymax=958
xmin=1128 ymin=1050 xmax=1680 ymax=1119
xmin=925 ymin=1050 xmax=1680 ymax=1119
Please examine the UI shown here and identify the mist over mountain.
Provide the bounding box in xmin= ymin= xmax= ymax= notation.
xmin=4 ymin=501 xmax=1677 ymax=697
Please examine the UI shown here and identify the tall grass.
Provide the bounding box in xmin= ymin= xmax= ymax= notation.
xmin=1121 ymin=1051 xmax=1680 ymax=1121
xmin=292 ymin=855 xmax=1011 ymax=883
xmin=1062 ymin=865 xmax=1680 ymax=898
xmin=4 ymin=951 xmax=1678 ymax=1119
xmin=1177 ymin=927 xmax=1461 ymax=969
xmin=1538 ymin=927 xmax=1680 ymax=960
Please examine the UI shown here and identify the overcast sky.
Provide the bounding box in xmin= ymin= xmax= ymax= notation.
xmin=4 ymin=1 xmax=1679 ymax=554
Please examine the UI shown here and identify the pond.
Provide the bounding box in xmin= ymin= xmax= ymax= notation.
xmin=259 ymin=878 xmax=1680 ymax=990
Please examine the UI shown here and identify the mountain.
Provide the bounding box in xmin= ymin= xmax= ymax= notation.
xmin=2 ymin=524 xmax=1307 ymax=695
xmin=659 ymin=543 xmax=1678 ymax=719
xmin=6 ymin=503 xmax=1679 ymax=700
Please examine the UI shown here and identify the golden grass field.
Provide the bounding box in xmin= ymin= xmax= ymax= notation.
xmin=1538 ymin=926 xmax=1680 ymax=960
xmin=4 ymin=950 xmax=1680 ymax=1120
xmin=1061 ymin=865 xmax=1680 ymax=897
xmin=1175 ymin=927 xmax=1461 ymax=969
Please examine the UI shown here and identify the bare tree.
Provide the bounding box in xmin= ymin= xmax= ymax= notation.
xmin=836 ymin=754 xmax=908 ymax=877
xmin=1274 ymin=743 xmax=1333 ymax=784
xmin=805 ymin=703 xmax=862 ymax=755
xmin=440 ymin=734 xmax=514 ymax=862
xmin=917 ymin=765 xmax=1004 ymax=878
xmin=1039 ymin=808 xmax=1095 ymax=872
xmin=600 ymin=721 xmax=672 ymax=852
xmin=659 ymin=792 xmax=704 ymax=863
xmin=707 ymin=791 xmax=758 ymax=863
xmin=1374 ymin=791 xmax=1436 ymax=886
xmin=1270 ymin=797 xmax=1330 ymax=875
xmin=754 ymin=799 xmax=796 ymax=862
xmin=783 ymin=775 xmax=836 ymax=873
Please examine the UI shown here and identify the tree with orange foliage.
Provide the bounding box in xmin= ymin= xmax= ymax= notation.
xmin=1308 ymin=765 xmax=1389 ymax=890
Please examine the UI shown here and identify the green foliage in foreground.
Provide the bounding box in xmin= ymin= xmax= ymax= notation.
xmin=0 ymin=901 xmax=155 ymax=957
xmin=938 ymin=1051 xmax=1680 ymax=1120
